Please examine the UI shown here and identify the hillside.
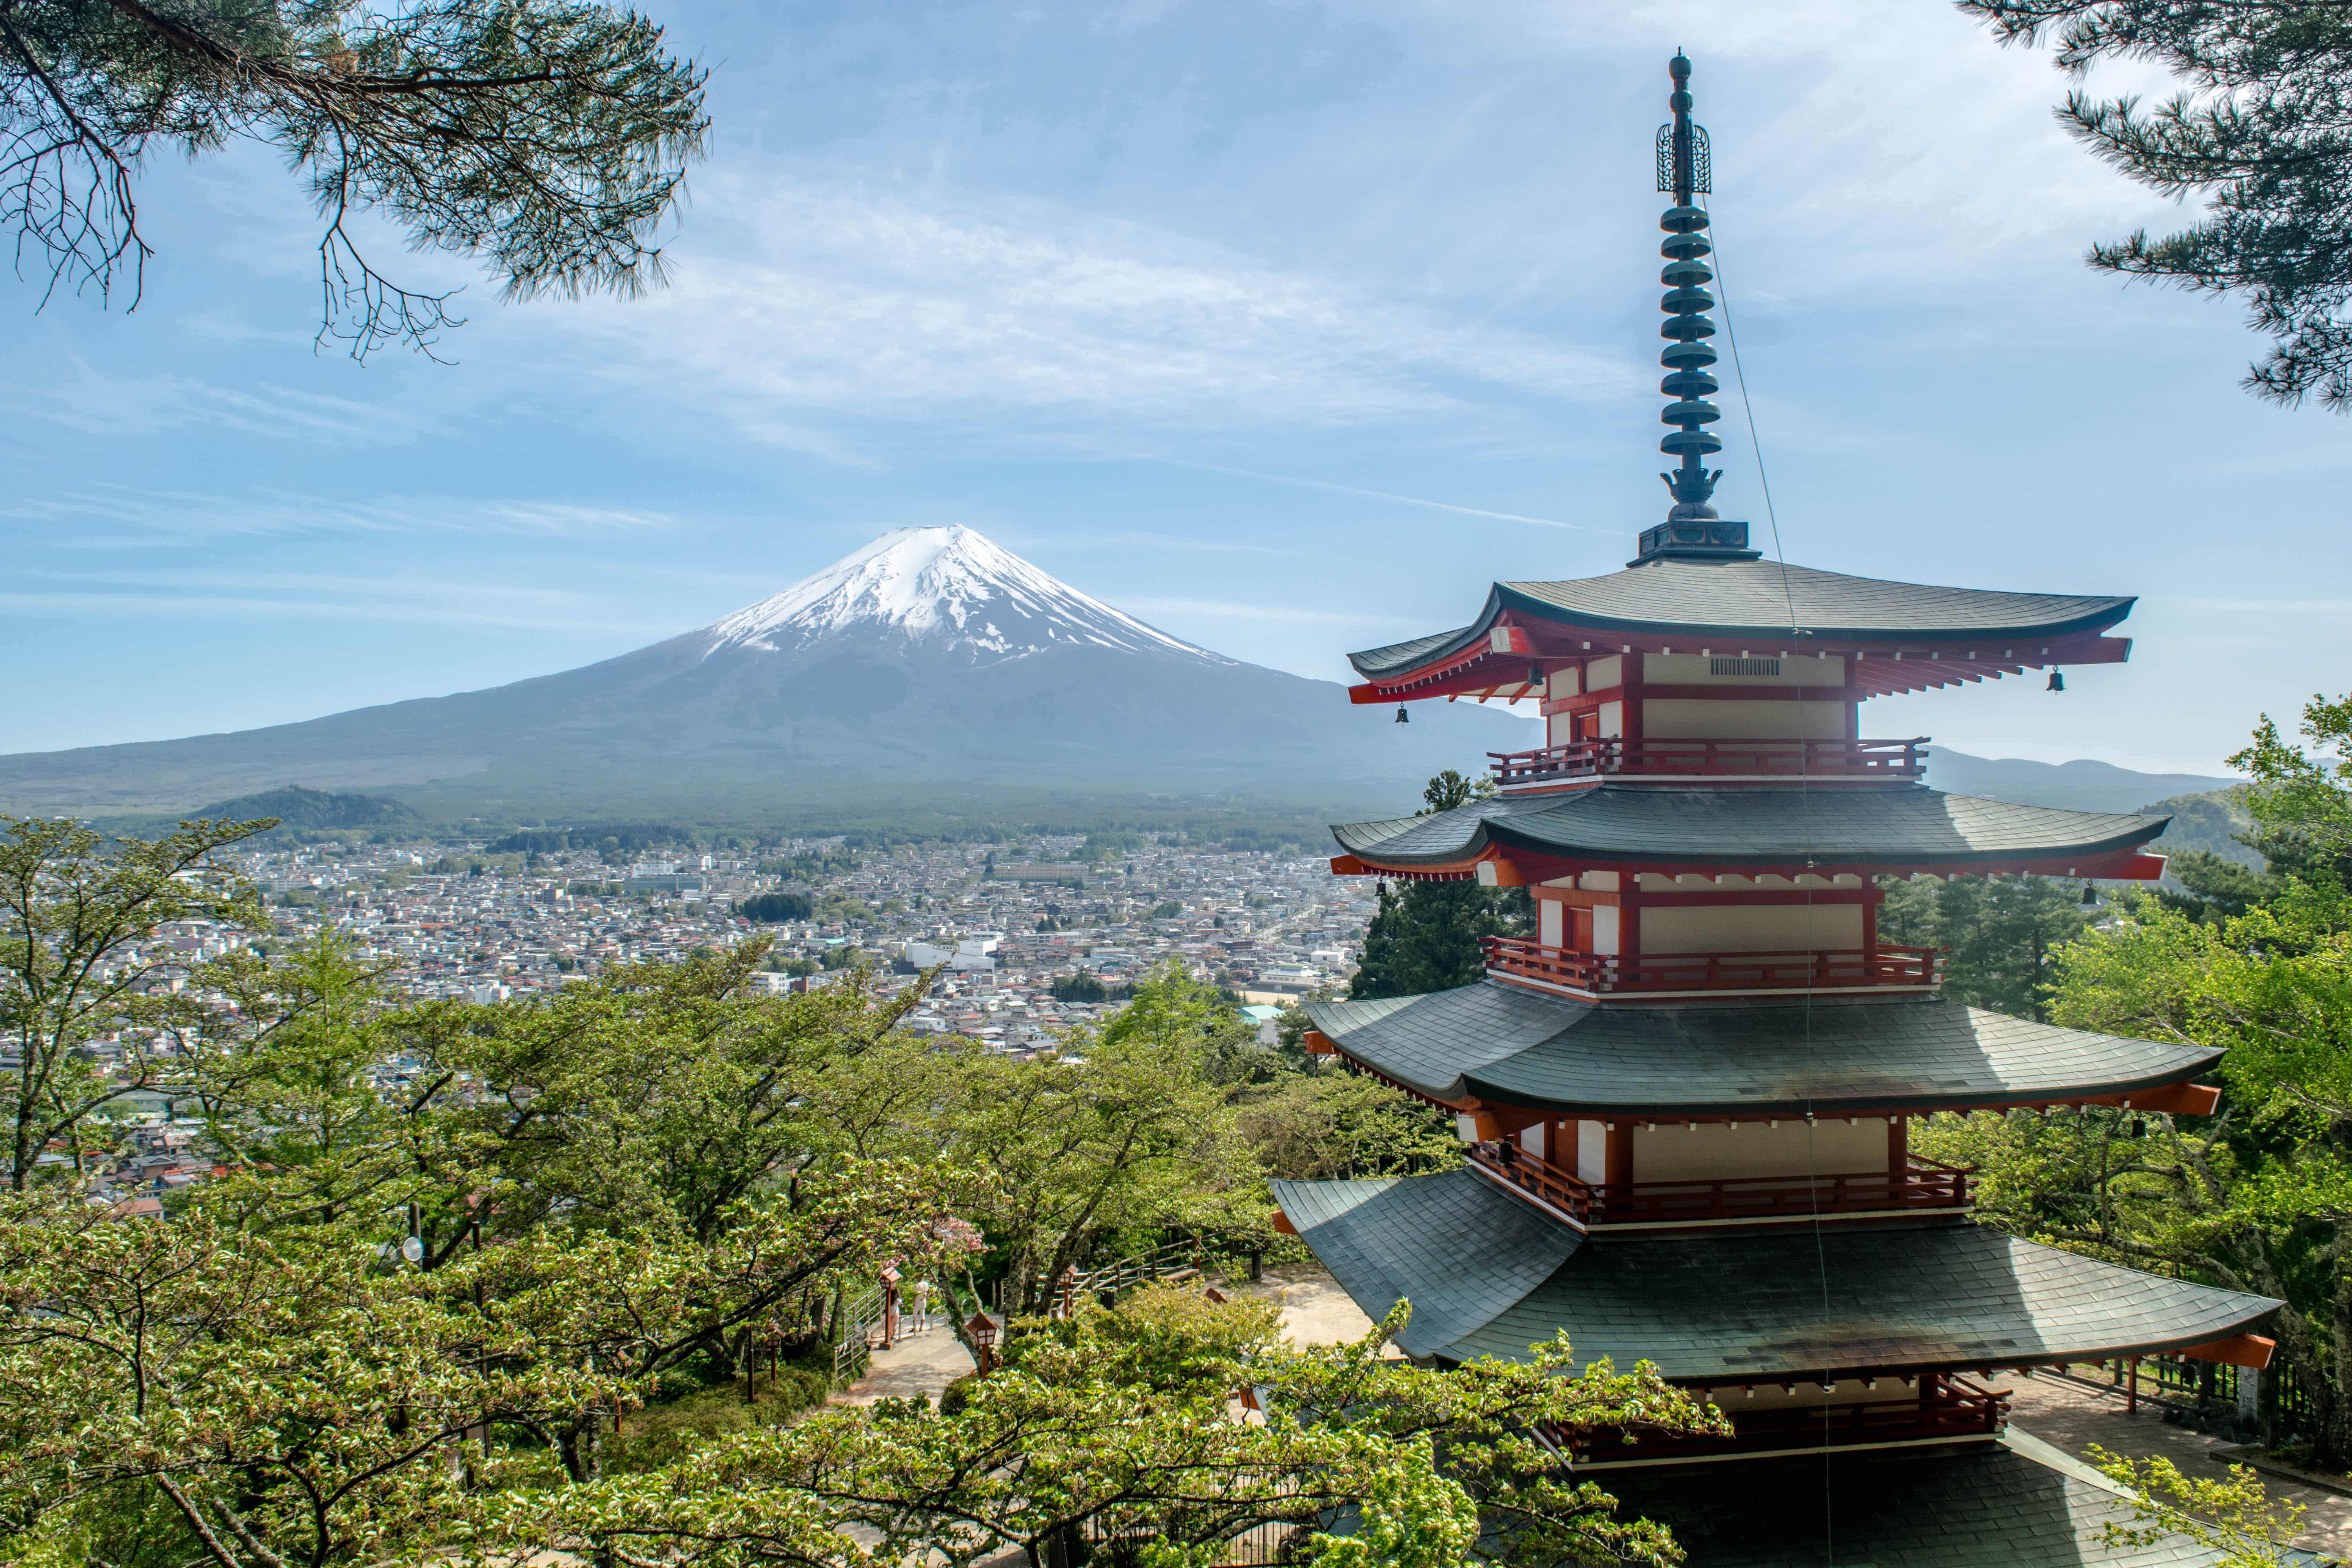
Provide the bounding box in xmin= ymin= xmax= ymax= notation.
xmin=0 ymin=527 xmax=1534 ymax=826
xmin=1923 ymin=748 xmax=2239 ymax=815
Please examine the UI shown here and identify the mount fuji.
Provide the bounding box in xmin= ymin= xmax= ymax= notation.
xmin=0 ymin=527 xmax=1530 ymax=822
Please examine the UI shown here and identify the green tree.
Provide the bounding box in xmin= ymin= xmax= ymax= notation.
xmin=1350 ymin=772 xmax=1527 ymax=1001
xmin=1964 ymin=0 xmax=2352 ymax=408
xmin=2 ymin=0 xmax=708 ymax=357
xmin=739 ymin=891 xmax=814 ymax=922
xmin=1920 ymin=690 xmax=2352 ymax=1463
xmin=0 ymin=1151 xmax=969 ymax=1564
xmin=1232 ymin=1071 xmax=1461 ymax=1182
xmin=1876 ymin=873 xmax=2094 ymax=1020
xmin=0 ymin=813 xmax=271 ymax=1189
xmin=1050 ymin=970 xmax=1107 ymax=1003
xmin=939 ymin=964 xmax=1263 ymax=1318
xmin=480 ymin=1290 xmax=1726 ymax=1568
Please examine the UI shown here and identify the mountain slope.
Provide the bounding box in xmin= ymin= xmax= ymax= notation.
xmin=1923 ymin=748 xmax=2240 ymax=814
xmin=0 ymin=527 xmax=1532 ymax=819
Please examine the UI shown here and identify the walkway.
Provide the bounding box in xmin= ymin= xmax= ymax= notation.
xmin=2007 ymin=1372 xmax=2352 ymax=1561
xmin=831 ymin=1317 xmax=976 ymax=1407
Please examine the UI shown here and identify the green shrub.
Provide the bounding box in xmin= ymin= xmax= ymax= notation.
xmin=606 ymin=1359 xmax=835 ymax=1473
xmin=938 ymin=1372 xmax=979 ymax=1416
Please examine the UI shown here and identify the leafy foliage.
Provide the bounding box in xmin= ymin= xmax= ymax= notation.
xmin=2090 ymin=1448 xmax=2306 ymax=1566
xmin=0 ymin=822 xmax=1714 ymax=1566
xmin=475 ymin=1292 xmax=1725 ymax=1568
xmin=738 ymin=891 xmax=814 ymax=923
xmin=0 ymin=813 xmax=272 ymax=1189
xmin=0 ymin=0 xmax=707 ymax=357
xmin=1920 ymin=688 xmax=2352 ymax=1464
xmin=1350 ymin=772 xmax=1529 ymax=1002
xmin=1964 ymin=0 xmax=2352 ymax=408
xmin=1877 ymin=873 xmax=2093 ymax=1020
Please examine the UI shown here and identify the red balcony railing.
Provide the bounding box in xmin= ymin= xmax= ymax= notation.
xmin=1555 ymin=1375 xmax=2007 ymax=1464
xmin=1488 ymin=736 xmax=1927 ymax=786
xmin=1481 ymin=936 xmax=1940 ymax=995
xmin=1466 ymin=1140 xmax=1973 ymax=1226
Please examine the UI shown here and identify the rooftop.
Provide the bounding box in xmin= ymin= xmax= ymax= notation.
xmin=1303 ymin=982 xmax=2220 ymax=1118
xmin=1272 ymin=1170 xmax=2279 ymax=1377
xmin=1330 ymin=785 xmax=2168 ymax=875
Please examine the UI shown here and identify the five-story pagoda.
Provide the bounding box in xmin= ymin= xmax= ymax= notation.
xmin=1271 ymin=53 xmax=2285 ymax=1565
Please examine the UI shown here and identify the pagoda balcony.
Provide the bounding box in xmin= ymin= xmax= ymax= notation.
xmin=1555 ymin=1375 xmax=2008 ymax=1466
xmin=1486 ymin=735 xmax=1926 ymax=787
xmin=1466 ymin=1139 xmax=1974 ymax=1227
xmin=1481 ymin=935 xmax=1940 ymax=996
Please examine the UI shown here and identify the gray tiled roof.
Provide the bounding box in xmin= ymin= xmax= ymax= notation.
xmin=1269 ymin=1173 xmax=1583 ymax=1359
xmin=1330 ymin=785 xmax=2166 ymax=868
xmin=1278 ymin=1171 xmax=2279 ymax=1378
xmin=1303 ymin=982 xmax=2220 ymax=1115
xmin=1346 ymin=560 xmax=2134 ymax=679
xmin=1599 ymin=1440 xmax=2240 ymax=1566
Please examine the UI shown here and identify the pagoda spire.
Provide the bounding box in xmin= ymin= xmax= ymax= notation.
xmin=1636 ymin=51 xmax=1757 ymax=565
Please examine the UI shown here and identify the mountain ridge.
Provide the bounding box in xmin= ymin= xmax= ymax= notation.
xmin=0 ymin=527 xmax=1530 ymax=820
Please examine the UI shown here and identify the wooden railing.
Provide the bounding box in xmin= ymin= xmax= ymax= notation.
xmin=1557 ymin=1375 xmax=2007 ymax=1463
xmin=1488 ymin=736 xmax=1927 ymax=786
xmin=1466 ymin=1140 xmax=1973 ymax=1225
xmin=1481 ymin=936 xmax=1940 ymax=995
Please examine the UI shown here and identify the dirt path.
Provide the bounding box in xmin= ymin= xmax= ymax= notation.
xmin=2007 ymin=1372 xmax=2352 ymax=1560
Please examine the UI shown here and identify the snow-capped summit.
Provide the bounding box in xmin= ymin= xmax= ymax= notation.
xmin=701 ymin=526 xmax=1232 ymax=667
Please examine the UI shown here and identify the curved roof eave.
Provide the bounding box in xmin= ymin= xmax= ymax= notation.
xmin=1490 ymin=580 xmax=2138 ymax=645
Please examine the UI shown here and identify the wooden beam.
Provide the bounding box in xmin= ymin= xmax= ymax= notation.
xmin=1271 ymin=1208 xmax=1299 ymax=1236
xmin=2123 ymin=1082 xmax=2221 ymax=1116
xmin=1328 ymin=855 xmax=1368 ymax=876
xmin=2177 ymin=1333 xmax=2275 ymax=1370
xmin=1303 ymin=1029 xmax=1338 ymax=1057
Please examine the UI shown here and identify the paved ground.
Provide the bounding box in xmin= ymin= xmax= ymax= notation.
xmin=2007 ymin=1372 xmax=2352 ymax=1560
xmin=831 ymin=1316 xmax=976 ymax=1406
xmin=1246 ymin=1266 xmax=1379 ymax=1347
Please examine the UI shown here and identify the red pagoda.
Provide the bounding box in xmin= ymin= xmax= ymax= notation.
xmin=1269 ymin=53 xmax=2283 ymax=1564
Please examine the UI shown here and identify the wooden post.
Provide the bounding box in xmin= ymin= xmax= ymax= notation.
xmin=2127 ymin=1356 xmax=2139 ymax=1415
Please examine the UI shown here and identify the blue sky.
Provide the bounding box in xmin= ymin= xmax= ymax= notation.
xmin=6 ymin=0 xmax=2347 ymax=777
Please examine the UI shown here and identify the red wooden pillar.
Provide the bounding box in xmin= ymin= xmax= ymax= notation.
xmin=1887 ymin=1115 xmax=1909 ymax=1188
xmin=1604 ymin=1122 xmax=1634 ymax=1213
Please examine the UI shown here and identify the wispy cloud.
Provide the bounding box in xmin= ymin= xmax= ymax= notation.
xmin=542 ymin=174 xmax=1635 ymax=452
xmin=0 ymin=472 xmax=686 ymax=539
xmin=0 ymin=576 xmax=682 ymax=635
xmin=1119 ymin=595 xmax=1388 ymax=625
xmin=1141 ymin=456 xmax=1591 ymax=530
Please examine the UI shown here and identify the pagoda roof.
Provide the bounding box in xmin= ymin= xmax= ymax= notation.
xmin=1331 ymin=786 xmax=2166 ymax=874
xmin=1600 ymin=1439 xmax=2252 ymax=1566
xmin=1270 ymin=1170 xmax=2279 ymax=1375
xmin=1348 ymin=560 xmax=2133 ymax=680
xmin=1303 ymin=983 xmax=2219 ymax=1117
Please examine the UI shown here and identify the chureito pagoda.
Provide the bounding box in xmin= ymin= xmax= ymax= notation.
xmin=1269 ymin=53 xmax=2283 ymax=1566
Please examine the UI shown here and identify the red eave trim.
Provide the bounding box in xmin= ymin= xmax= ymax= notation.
xmin=1356 ymin=626 xmax=2134 ymax=703
xmin=1336 ymin=847 xmax=2167 ymax=883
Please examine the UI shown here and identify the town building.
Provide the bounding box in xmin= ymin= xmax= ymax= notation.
xmin=1269 ymin=54 xmax=2281 ymax=1565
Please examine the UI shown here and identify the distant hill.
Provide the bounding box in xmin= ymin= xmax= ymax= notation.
xmin=2138 ymin=789 xmax=2263 ymax=869
xmin=189 ymin=785 xmax=422 ymax=835
xmin=1924 ymin=748 xmax=2240 ymax=815
xmin=0 ymin=526 xmax=1532 ymax=825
